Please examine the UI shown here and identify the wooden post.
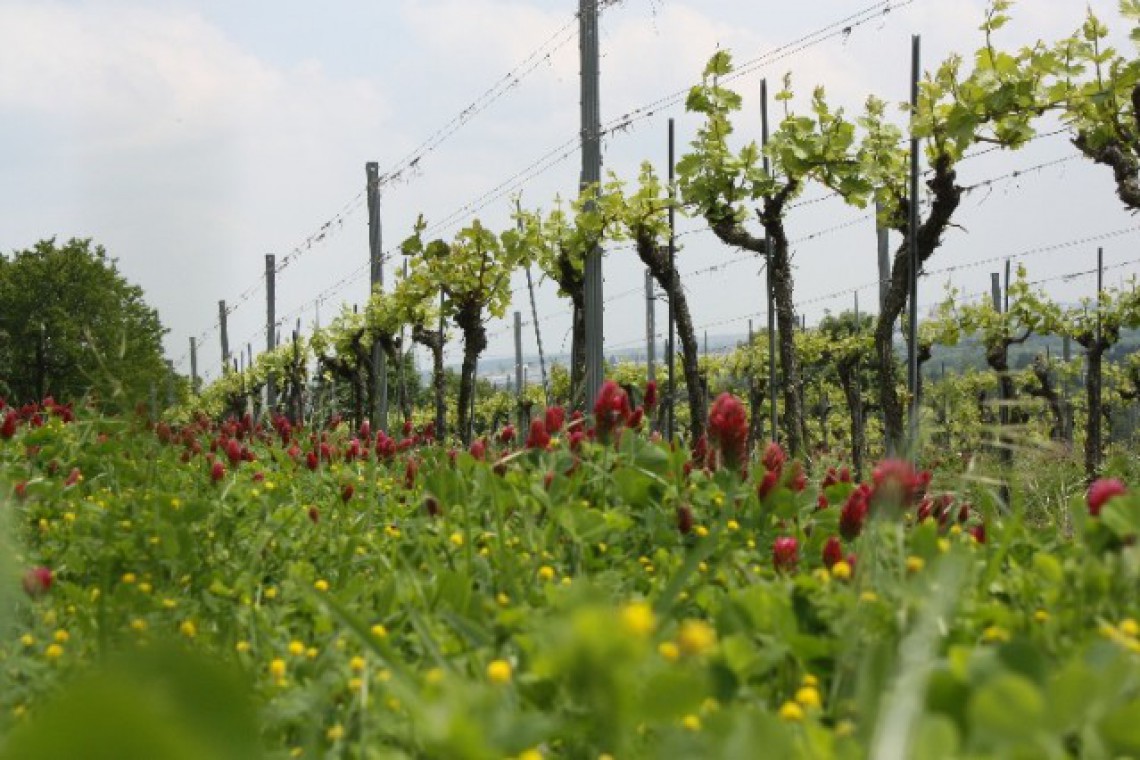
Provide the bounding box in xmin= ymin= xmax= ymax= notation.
xmin=366 ymin=161 xmax=389 ymax=432
xmin=218 ymin=300 xmax=230 ymax=374
xmin=266 ymin=254 xmax=277 ymax=411
xmin=514 ymin=311 xmax=524 ymax=430
xmin=907 ymin=35 xmax=922 ymax=460
xmin=190 ymin=337 xmax=199 ymax=394
xmin=644 ymin=269 xmax=657 ymax=385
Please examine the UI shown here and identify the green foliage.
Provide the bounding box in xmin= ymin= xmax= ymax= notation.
xmin=401 ymin=217 xmax=526 ymax=324
xmin=1046 ymin=4 xmax=1140 ymax=155
xmin=677 ymin=52 xmax=864 ymax=224
xmin=0 ymin=645 xmax=261 ymax=760
xmin=1 ymin=404 xmax=1139 ymax=757
xmin=0 ymin=238 xmax=173 ymax=411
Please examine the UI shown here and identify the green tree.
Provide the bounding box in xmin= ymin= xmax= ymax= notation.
xmin=0 ymin=237 xmax=171 ymax=411
xmin=614 ymin=163 xmax=709 ymax=443
xmin=816 ymin=311 xmax=876 ymax=479
xmin=1049 ymin=3 xmax=1140 ymax=209
xmin=824 ymin=2 xmax=1048 ymax=453
xmin=402 ymin=218 xmax=526 ymax=444
xmin=678 ymin=53 xmax=865 ymax=458
xmin=515 ymin=189 xmax=618 ymax=410
xmin=1058 ymin=282 xmax=1140 ymax=481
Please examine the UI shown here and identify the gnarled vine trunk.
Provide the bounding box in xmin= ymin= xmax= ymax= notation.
xmin=454 ymin=301 xmax=487 ymax=446
xmin=412 ymin=324 xmax=446 ymax=440
xmin=836 ymin=356 xmax=865 ymax=481
xmin=555 ymin=253 xmax=587 ymax=410
xmin=876 ymin=158 xmax=962 ymax=455
xmin=709 ymin=189 xmax=804 ymax=458
xmin=634 ymin=233 xmax=707 ymax=443
xmin=1026 ymin=355 xmax=1068 ymax=444
xmin=1083 ymin=343 xmax=1106 ymax=484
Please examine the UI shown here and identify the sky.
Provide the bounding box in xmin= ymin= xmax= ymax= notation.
xmin=1 ymin=0 xmax=1137 ymax=385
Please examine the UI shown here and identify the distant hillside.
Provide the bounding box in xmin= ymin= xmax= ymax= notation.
xmin=424 ymin=327 xmax=1140 ymax=386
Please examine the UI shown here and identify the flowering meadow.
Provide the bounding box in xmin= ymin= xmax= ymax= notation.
xmin=2 ymin=385 xmax=1140 ymax=760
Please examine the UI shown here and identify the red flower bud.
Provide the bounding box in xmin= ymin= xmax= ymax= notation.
xmin=677 ymin=504 xmax=694 ymax=535
xmin=470 ymin=438 xmax=487 ymax=460
xmin=839 ymin=485 xmax=870 ymax=541
xmin=1 ymin=411 xmax=18 ymax=439
xmin=772 ymin=537 xmax=799 ymax=572
xmin=761 ymin=441 xmax=785 ymax=475
xmin=544 ymin=406 xmax=565 ymax=435
xmin=308 ymin=506 xmax=320 ymax=524
xmin=22 ymin=566 xmax=53 ymax=598
xmin=758 ymin=470 xmax=779 ymax=501
xmin=499 ymin=425 xmax=516 ymax=445
xmin=1088 ymin=478 xmax=1127 ymax=517
xmin=594 ymin=380 xmax=631 ymax=443
xmin=822 ymin=536 xmax=843 ymax=569
xmin=644 ymin=380 xmax=658 ymax=412
xmin=210 ymin=461 xmax=226 ymax=483
xmin=225 ymin=438 xmax=242 ymax=467
xmin=341 ymin=483 xmax=355 ymax=502
xmin=526 ymin=419 xmax=551 ymax=450
xmin=708 ymin=393 xmax=749 ymax=472
xmin=870 ymin=459 xmax=926 ymax=509
xmin=424 ymin=495 xmax=442 ymax=518
xmin=787 ymin=461 xmax=807 ymax=493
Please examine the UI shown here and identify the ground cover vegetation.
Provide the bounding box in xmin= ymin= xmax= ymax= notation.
xmin=4 ymin=2 xmax=1140 ymax=758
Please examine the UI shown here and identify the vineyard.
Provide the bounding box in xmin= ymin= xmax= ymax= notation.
xmin=4 ymin=0 xmax=1140 ymax=758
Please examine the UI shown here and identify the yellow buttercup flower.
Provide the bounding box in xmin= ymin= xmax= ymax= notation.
xmin=830 ymin=561 xmax=852 ymax=580
xmin=778 ymin=701 xmax=804 ymax=722
xmin=676 ymin=620 xmax=716 ymax=657
xmin=487 ymin=659 xmax=512 ymax=685
xmin=982 ymin=625 xmax=1010 ymax=643
xmin=795 ymin=686 xmax=822 ymax=709
xmin=620 ymin=602 xmax=656 ymax=638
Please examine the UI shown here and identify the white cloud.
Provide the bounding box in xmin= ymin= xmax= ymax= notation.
xmin=0 ymin=1 xmax=392 ymax=360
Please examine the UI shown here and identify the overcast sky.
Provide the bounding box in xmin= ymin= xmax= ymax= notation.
xmin=2 ymin=0 xmax=1137 ymax=384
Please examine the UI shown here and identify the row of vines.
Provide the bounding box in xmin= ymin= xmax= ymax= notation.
xmin=192 ymin=2 xmax=1140 ymax=481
